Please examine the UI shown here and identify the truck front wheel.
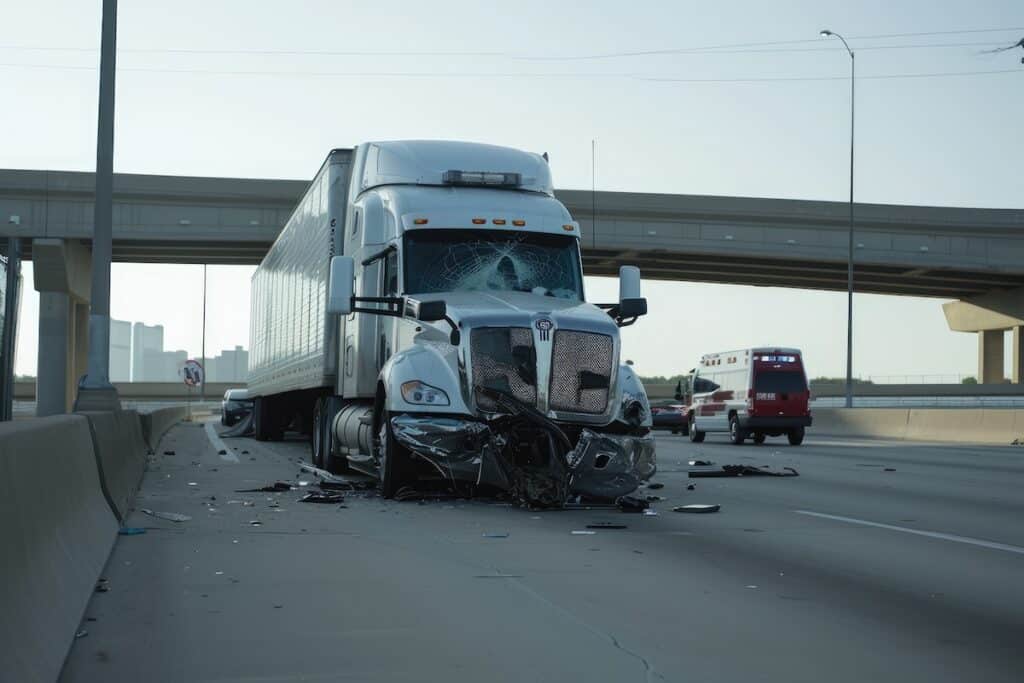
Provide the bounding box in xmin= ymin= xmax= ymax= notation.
xmin=379 ymin=411 xmax=416 ymax=498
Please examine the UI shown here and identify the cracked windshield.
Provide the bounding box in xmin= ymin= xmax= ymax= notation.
xmin=404 ymin=229 xmax=583 ymax=299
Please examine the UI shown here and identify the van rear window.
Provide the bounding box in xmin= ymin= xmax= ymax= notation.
xmin=754 ymin=371 xmax=806 ymax=394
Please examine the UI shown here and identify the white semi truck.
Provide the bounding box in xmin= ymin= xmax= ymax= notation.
xmin=247 ymin=140 xmax=655 ymax=506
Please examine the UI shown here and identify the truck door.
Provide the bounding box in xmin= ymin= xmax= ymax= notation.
xmin=376 ymin=248 xmax=399 ymax=371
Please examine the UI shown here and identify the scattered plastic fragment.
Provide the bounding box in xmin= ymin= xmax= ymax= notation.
xmin=616 ymin=495 xmax=650 ymax=513
xmin=94 ymin=579 xmax=110 ymax=593
xmin=689 ymin=459 xmax=714 ymax=466
xmin=482 ymin=532 xmax=510 ymax=538
xmin=745 ymin=585 xmax=758 ymax=589
xmin=571 ymin=530 xmax=597 ymax=535
xmin=474 ymin=574 xmax=523 ymax=579
xmin=188 ymin=482 xmax=198 ymax=487
xmin=298 ymin=491 xmax=345 ymax=504
xmin=236 ymin=482 xmax=292 ymax=493
xmin=673 ymin=504 xmax=721 ymax=514
xmin=163 ymin=450 xmax=176 ymax=455
xmin=141 ymin=509 xmax=192 ymax=522
xmin=643 ymin=509 xmax=659 ymax=516
xmin=687 ymin=484 xmax=696 ymax=491
xmin=249 ymin=520 xmax=262 ymax=526
xmin=645 ymin=495 xmax=664 ymax=502
xmin=586 ymin=522 xmax=627 ymax=529
xmin=118 ymin=527 xmax=146 ymax=536
xmin=75 ymin=630 xmax=88 ymax=639
xmin=218 ymin=449 xmax=227 ymax=455
xmin=884 ymin=468 xmax=896 ymax=472
xmin=689 ymin=465 xmax=798 ymax=478
xmin=646 ymin=482 xmax=665 ymax=490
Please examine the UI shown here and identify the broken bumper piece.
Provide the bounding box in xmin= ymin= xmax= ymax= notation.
xmin=389 ymin=416 xmax=655 ymax=504
xmin=567 ymin=429 xmax=656 ymax=499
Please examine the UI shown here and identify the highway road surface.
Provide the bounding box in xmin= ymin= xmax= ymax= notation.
xmin=61 ymin=421 xmax=1024 ymax=682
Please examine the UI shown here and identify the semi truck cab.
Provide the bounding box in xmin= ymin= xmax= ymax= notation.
xmin=248 ymin=140 xmax=656 ymax=507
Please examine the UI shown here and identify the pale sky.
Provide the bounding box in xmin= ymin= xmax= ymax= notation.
xmin=4 ymin=0 xmax=1023 ymax=381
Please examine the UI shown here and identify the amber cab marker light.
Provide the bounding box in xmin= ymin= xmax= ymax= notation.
xmin=562 ymin=224 xmax=575 ymax=231
xmin=512 ymin=219 xmax=526 ymax=226
xmin=472 ymin=218 xmax=486 ymax=224
xmin=493 ymin=218 xmax=507 ymax=225
xmin=413 ymin=218 xmax=428 ymax=225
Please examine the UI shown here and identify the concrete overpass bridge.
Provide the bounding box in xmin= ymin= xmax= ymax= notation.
xmin=1 ymin=167 xmax=1023 ymax=411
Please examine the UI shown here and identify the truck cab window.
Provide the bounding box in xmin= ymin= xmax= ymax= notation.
xmin=383 ymin=249 xmax=399 ymax=297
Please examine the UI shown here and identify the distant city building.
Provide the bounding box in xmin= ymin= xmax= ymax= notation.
xmin=131 ymin=323 xmax=164 ymax=381
xmin=207 ymin=346 xmax=249 ymax=383
xmin=109 ymin=319 xmax=131 ymax=382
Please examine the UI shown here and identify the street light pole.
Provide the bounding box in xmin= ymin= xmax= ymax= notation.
xmin=75 ymin=0 xmax=121 ymax=412
xmin=821 ymin=29 xmax=856 ymax=409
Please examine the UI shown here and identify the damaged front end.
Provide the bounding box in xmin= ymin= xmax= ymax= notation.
xmin=389 ymin=388 xmax=655 ymax=507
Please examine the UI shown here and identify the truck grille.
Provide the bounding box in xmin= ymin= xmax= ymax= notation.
xmin=471 ymin=327 xmax=537 ymax=412
xmin=549 ymin=331 xmax=614 ymax=414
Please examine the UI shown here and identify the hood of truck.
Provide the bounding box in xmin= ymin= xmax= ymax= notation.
xmin=427 ymin=291 xmax=618 ymax=334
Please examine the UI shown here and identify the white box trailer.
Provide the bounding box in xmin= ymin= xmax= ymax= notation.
xmin=246 ymin=140 xmax=658 ymax=507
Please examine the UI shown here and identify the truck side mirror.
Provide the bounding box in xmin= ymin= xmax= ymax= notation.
xmin=404 ymin=297 xmax=446 ymax=322
xmin=326 ymin=255 xmax=355 ymax=314
xmin=617 ymin=265 xmax=647 ymax=318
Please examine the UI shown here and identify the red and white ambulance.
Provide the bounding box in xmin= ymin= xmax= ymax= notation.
xmin=687 ymin=348 xmax=811 ymax=445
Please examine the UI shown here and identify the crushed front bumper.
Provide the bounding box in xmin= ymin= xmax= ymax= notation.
xmin=389 ymin=415 xmax=656 ymax=505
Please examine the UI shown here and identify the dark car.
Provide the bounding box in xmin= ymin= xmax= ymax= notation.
xmin=221 ymin=388 xmax=253 ymax=426
xmin=651 ymin=404 xmax=688 ymax=435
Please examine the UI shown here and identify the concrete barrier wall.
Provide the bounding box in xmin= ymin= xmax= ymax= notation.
xmin=813 ymin=408 xmax=1024 ymax=444
xmin=80 ymin=410 xmax=149 ymax=522
xmin=0 ymin=416 xmax=119 ymax=683
xmin=139 ymin=406 xmax=188 ymax=452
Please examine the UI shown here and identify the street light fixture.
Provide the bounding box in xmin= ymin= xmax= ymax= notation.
xmin=821 ymin=28 xmax=856 ymax=409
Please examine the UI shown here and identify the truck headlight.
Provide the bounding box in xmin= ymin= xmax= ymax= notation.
xmin=401 ymin=381 xmax=450 ymax=406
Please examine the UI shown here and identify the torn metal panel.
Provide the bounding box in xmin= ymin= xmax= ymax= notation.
xmin=567 ymin=429 xmax=656 ymax=500
xmin=389 ymin=414 xmax=655 ymax=507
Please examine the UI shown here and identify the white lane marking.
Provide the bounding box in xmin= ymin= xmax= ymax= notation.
xmin=795 ymin=510 xmax=1024 ymax=556
xmin=204 ymin=422 xmax=239 ymax=462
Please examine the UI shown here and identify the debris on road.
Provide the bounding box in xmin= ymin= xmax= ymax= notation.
xmin=163 ymin=450 xmax=175 ymax=456
xmin=689 ymin=459 xmax=714 ymax=466
xmin=884 ymin=468 xmax=896 ymax=472
xmin=646 ymin=482 xmax=665 ymax=490
xmin=298 ymin=491 xmax=345 ymax=504
xmin=673 ymin=504 xmax=721 ymax=514
xmin=687 ymin=484 xmax=696 ymax=491
xmin=236 ymin=482 xmax=293 ymax=493
xmin=220 ymin=413 xmax=255 ymax=438
xmin=217 ymin=449 xmax=227 ymax=455
xmin=94 ymin=579 xmax=110 ymax=593
xmin=689 ymin=465 xmax=798 ymax=478
xmin=616 ymin=495 xmax=650 ymax=513
xmin=140 ymin=509 xmax=192 ymax=522
xmin=571 ymin=530 xmax=597 ymax=535
xmin=645 ymin=495 xmax=664 ymax=502
xmin=249 ymin=520 xmax=262 ymax=526
xmin=587 ymin=522 xmax=627 ymax=529
xmin=482 ymin=532 xmax=510 ymax=538
xmin=118 ymin=527 xmax=146 ymax=536
xmin=75 ymin=630 xmax=88 ymax=639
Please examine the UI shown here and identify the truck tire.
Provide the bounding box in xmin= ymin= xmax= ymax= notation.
xmin=788 ymin=426 xmax=805 ymax=446
xmin=254 ymin=396 xmax=284 ymax=442
xmin=379 ymin=411 xmax=416 ymax=498
xmin=753 ymin=432 xmax=766 ymax=445
xmin=688 ymin=415 xmax=705 ymax=443
xmin=311 ymin=398 xmax=328 ymax=469
xmin=312 ymin=396 xmax=351 ymax=474
xmin=729 ymin=415 xmax=746 ymax=445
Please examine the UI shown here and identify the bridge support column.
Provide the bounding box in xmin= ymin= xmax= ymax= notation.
xmin=32 ymin=239 xmax=91 ymax=415
xmin=978 ymin=329 xmax=1005 ymax=385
